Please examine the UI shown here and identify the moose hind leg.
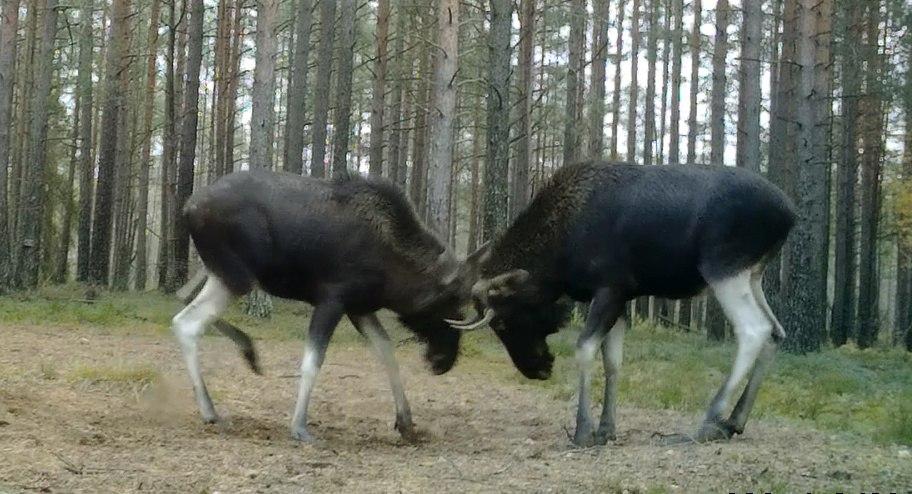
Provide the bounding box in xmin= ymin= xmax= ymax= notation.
xmin=350 ymin=313 xmax=415 ymax=437
xmin=290 ymin=302 xmax=343 ymax=442
xmin=726 ymin=271 xmax=782 ymax=432
xmin=697 ymin=269 xmax=772 ymax=442
xmin=171 ymin=276 xmax=233 ymax=423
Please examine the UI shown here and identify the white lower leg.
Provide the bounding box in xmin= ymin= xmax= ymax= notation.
xmin=705 ymin=270 xmax=772 ymax=425
xmin=598 ymin=318 xmax=626 ymax=439
xmin=361 ymin=320 xmax=413 ymax=430
xmin=290 ymin=343 xmax=322 ymax=440
xmin=575 ymin=337 xmax=601 ymax=439
xmin=171 ymin=277 xmax=231 ymax=423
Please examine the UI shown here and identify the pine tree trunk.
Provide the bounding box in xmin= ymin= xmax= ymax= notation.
xmin=330 ymin=0 xmax=356 ymax=179
xmin=157 ymin=0 xmax=178 ymax=289
xmin=75 ymin=0 xmax=94 ymax=283
xmin=55 ymin=66 xmax=81 ymax=284
xmin=856 ymin=0 xmax=883 ymax=349
xmin=781 ymin=0 xmax=832 ymax=354
xmin=386 ymin=5 xmax=407 ymax=183
xmin=426 ymin=0 xmax=458 ymax=237
xmin=897 ymin=102 xmax=911 ymax=347
xmin=658 ymin=0 xmax=670 ymax=165
xmin=668 ymin=0 xmax=682 ymax=164
xmin=766 ymin=0 xmax=798 ymax=300
xmin=367 ymin=0 xmax=390 ymax=177
xmin=511 ymin=0 xmax=534 ymax=218
xmin=708 ymin=0 xmax=728 ymax=164
xmin=14 ymin=0 xmax=58 ymax=288
xmin=588 ymin=0 xmax=609 ymax=159
xmin=736 ymin=0 xmax=762 ymax=172
xmin=642 ymin=0 xmax=657 ymax=167
xmin=626 ymin=0 xmax=640 ymax=162
xmin=134 ymin=0 xmax=161 ymax=290
xmin=170 ymin=0 xmax=203 ymax=289
xmin=467 ymin=87 xmax=483 ymax=253
xmin=409 ymin=29 xmax=431 ymax=215
xmin=563 ymin=0 xmax=585 ymax=165
xmin=685 ymin=0 xmax=701 ymax=165
xmin=482 ymin=0 xmax=512 ymax=239
xmin=0 ymin=0 xmax=21 ymax=289
xmin=310 ymin=0 xmax=337 ymax=178
xmin=610 ymin=0 xmax=624 ymax=160
xmin=250 ymin=0 xmax=279 ymax=169
xmin=831 ymin=0 xmax=861 ymax=346
xmin=88 ymin=0 xmax=119 ymax=283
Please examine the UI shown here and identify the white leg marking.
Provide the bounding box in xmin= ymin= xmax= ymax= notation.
xmin=707 ymin=269 xmax=772 ymax=420
xmin=171 ymin=276 xmax=232 ymax=422
xmin=290 ymin=342 xmax=321 ymax=440
xmin=598 ymin=317 xmax=626 ymax=439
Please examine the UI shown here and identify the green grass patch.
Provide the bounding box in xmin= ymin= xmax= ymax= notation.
xmin=68 ymin=363 xmax=160 ymax=386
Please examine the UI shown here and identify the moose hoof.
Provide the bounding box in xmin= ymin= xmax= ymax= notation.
xmin=694 ymin=419 xmax=739 ymax=443
xmin=201 ymin=412 xmax=219 ymax=425
xmin=593 ymin=429 xmax=616 ymax=446
xmin=572 ymin=427 xmax=597 ymax=448
xmin=395 ymin=422 xmax=427 ymax=443
xmin=291 ymin=427 xmax=317 ymax=443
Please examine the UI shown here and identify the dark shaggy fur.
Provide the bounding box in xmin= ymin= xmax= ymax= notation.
xmin=183 ymin=169 xmax=462 ymax=372
xmin=479 ymin=160 xmax=796 ymax=379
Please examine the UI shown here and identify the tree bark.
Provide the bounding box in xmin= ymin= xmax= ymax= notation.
xmin=283 ymin=0 xmax=314 ymax=174
xmin=588 ymin=0 xmax=609 ymax=159
xmin=736 ymin=0 xmax=763 ymax=172
xmin=643 ymin=0 xmax=658 ymax=167
xmin=563 ymin=0 xmax=585 ymax=165
xmin=831 ymin=0 xmax=862 ymax=346
xmin=781 ymin=0 xmax=832 ymax=354
xmin=14 ymin=0 xmax=58 ymax=288
xmin=856 ymin=0 xmax=883 ymax=349
xmin=512 ymin=0 xmax=534 ymax=218
xmin=386 ymin=4 xmax=407 ymax=184
xmin=426 ymin=0 xmax=458 ymax=237
xmin=134 ymin=0 xmax=162 ymax=290
xmin=609 ymin=0 xmax=624 ymax=160
xmin=0 ymin=0 xmax=21 ymax=288
xmin=708 ymin=0 xmax=728 ymax=164
xmin=89 ymin=0 xmax=132 ymax=286
xmin=482 ymin=0 xmax=512 ymax=239
xmin=367 ymin=0 xmax=390 ymax=177
xmin=170 ymin=0 xmax=203 ymax=289
xmin=74 ymin=0 xmax=94 ymax=282
xmin=685 ymin=0 xmax=701 ymax=164
xmin=626 ymin=0 xmax=640 ymax=162
xmin=668 ymin=0 xmax=682 ymax=164
xmin=250 ymin=0 xmax=279 ymax=169
xmin=330 ymin=0 xmax=356 ymax=179
xmin=409 ymin=25 xmax=431 ymax=215
xmin=310 ymin=0 xmax=336 ymax=178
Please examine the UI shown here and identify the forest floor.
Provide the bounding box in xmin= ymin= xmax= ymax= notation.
xmin=0 ymin=289 xmax=910 ymax=493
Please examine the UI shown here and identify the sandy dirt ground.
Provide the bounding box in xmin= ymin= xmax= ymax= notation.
xmin=1 ymin=324 xmax=910 ymax=493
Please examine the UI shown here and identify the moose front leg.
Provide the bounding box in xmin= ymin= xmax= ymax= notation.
xmin=573 ymin=288 xmax=623 ymax=447
xmin=349 ymin=313 xmax=417 ymax=440
xmin=290 ymin=301 xmax=343 ymax=442
xmin=595 ymin=317 xmax=626 ymax=444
